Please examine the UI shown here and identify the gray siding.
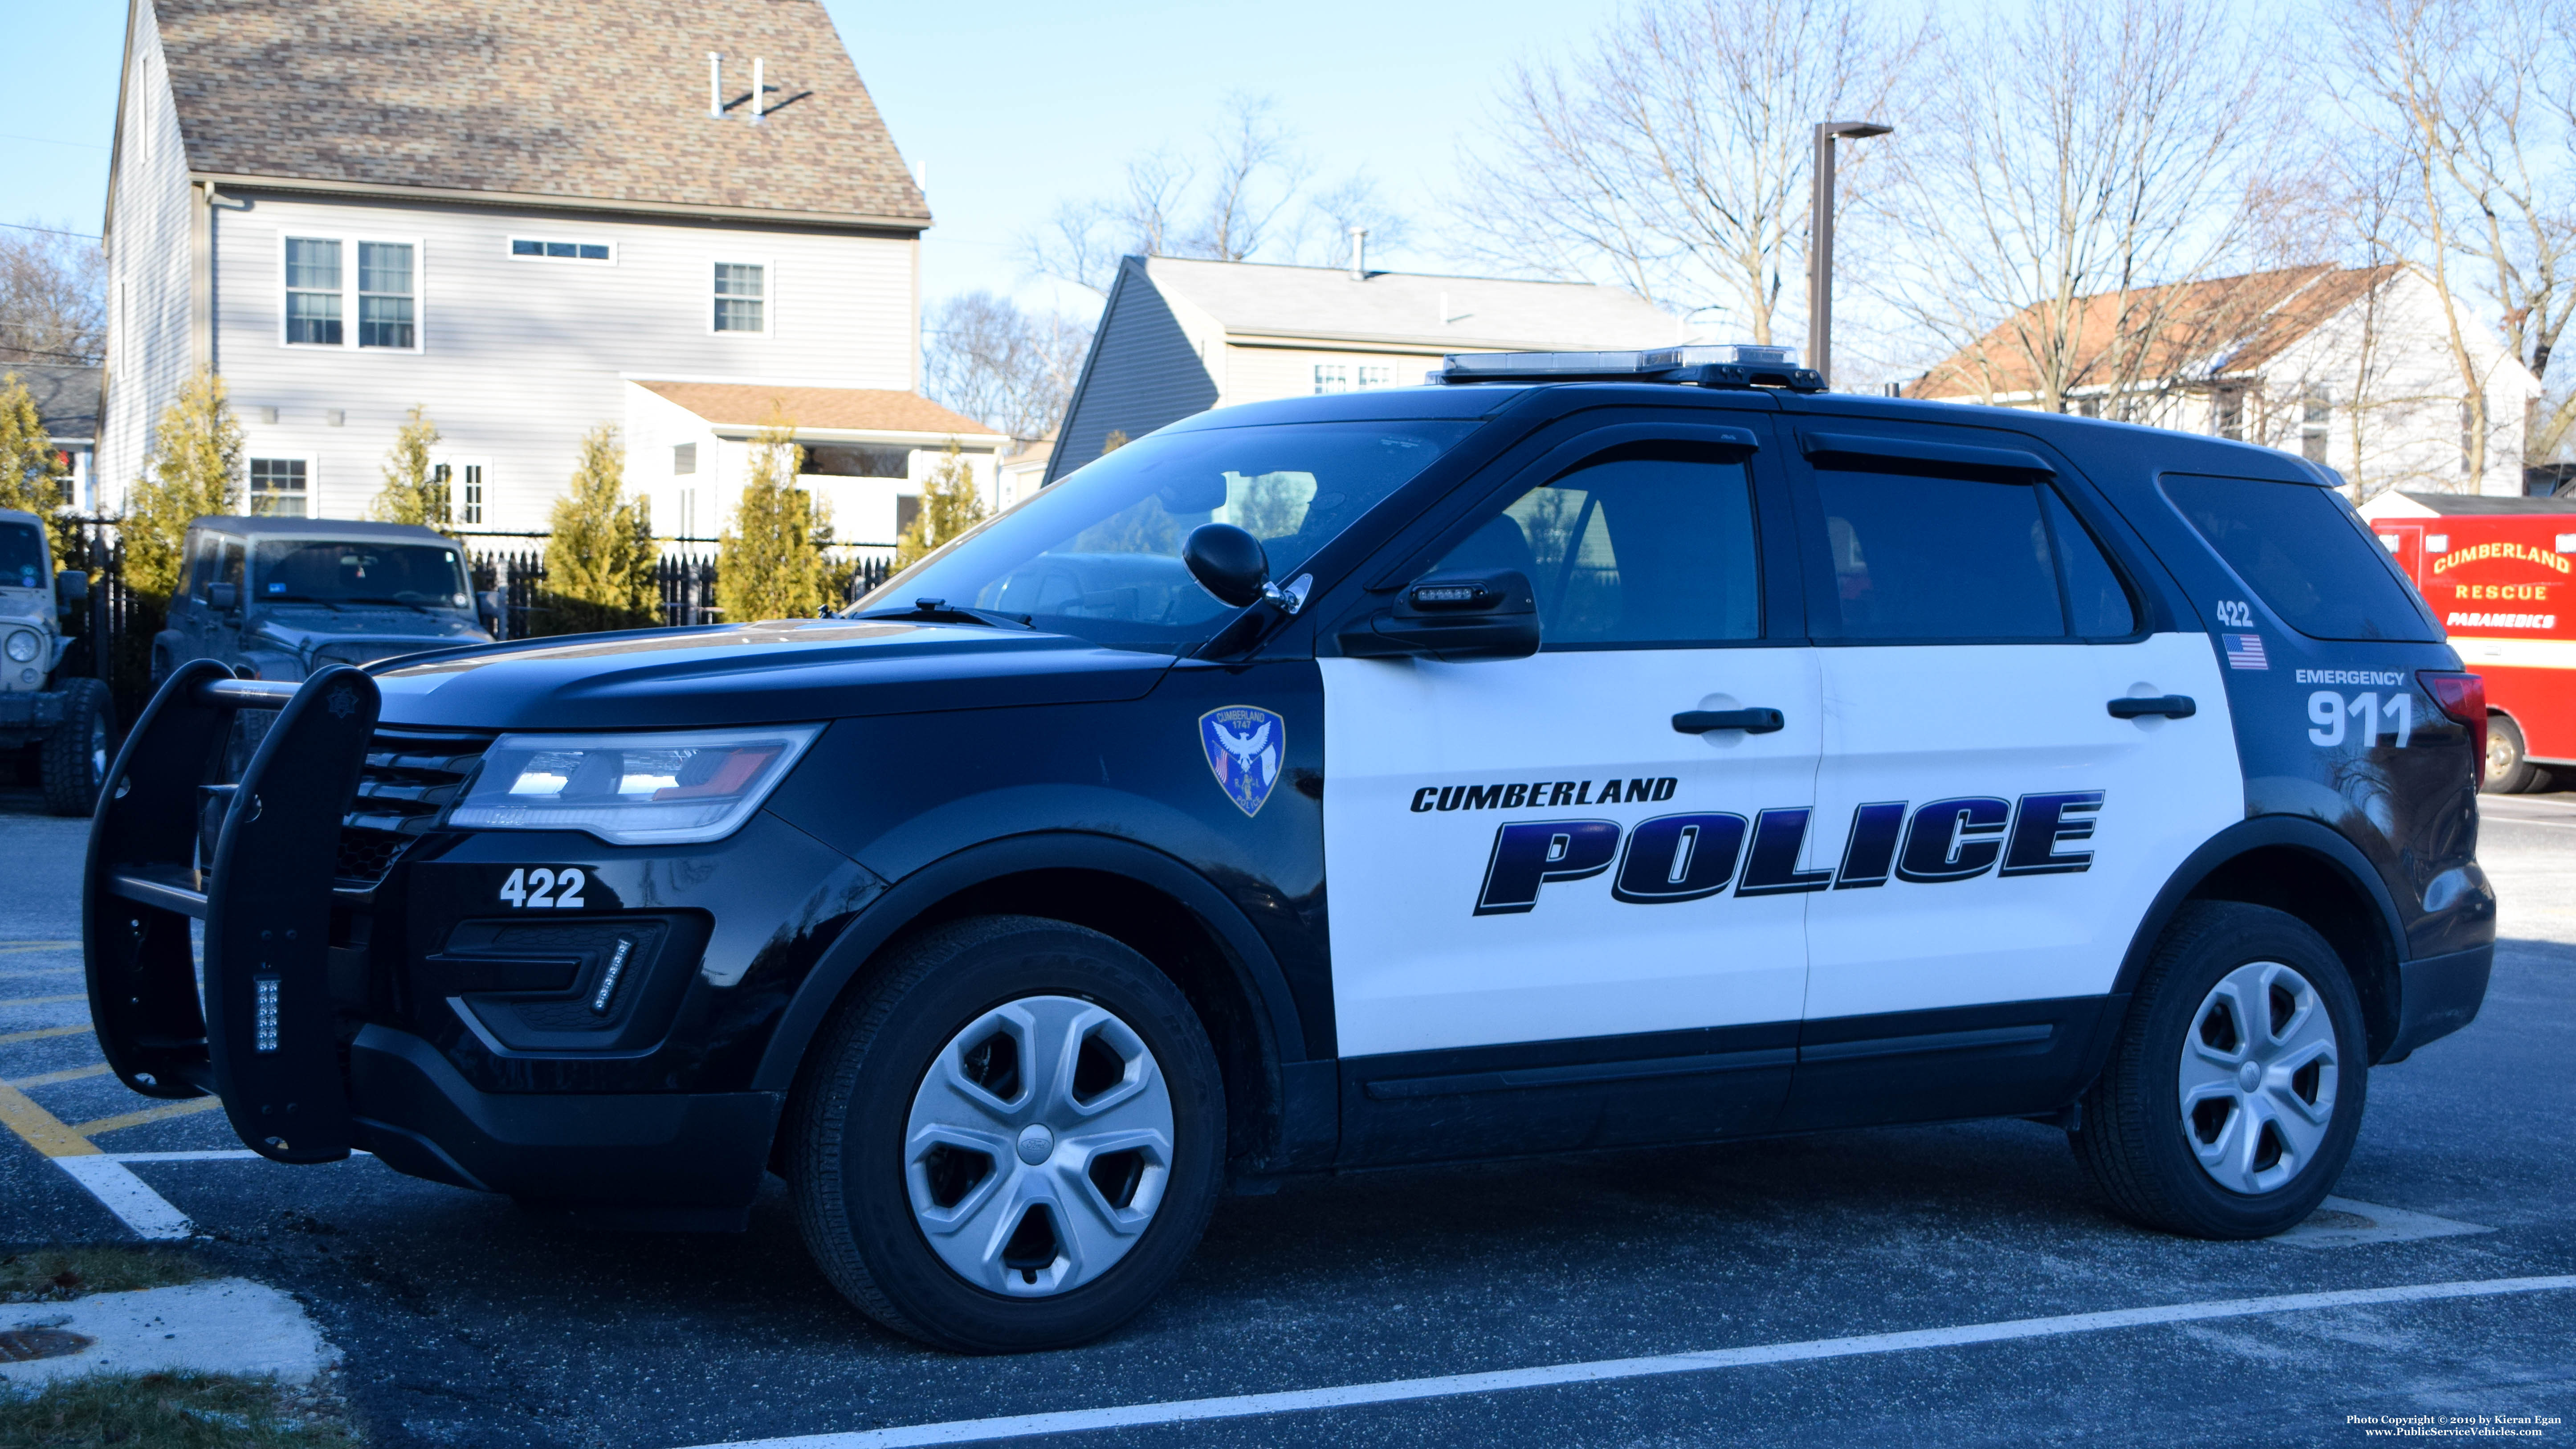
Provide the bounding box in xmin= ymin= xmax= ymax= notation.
xmin=1047 ymin=258 xmax=1219 ymax=483
xmin=99 ymin=0 xmax=198 ymax=498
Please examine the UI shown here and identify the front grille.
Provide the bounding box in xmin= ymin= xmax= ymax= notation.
xmin=336 ymin=726 xmax=493 ymax=886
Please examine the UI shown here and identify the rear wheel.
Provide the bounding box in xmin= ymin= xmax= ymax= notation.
xmin=39 ymin=678 xmax=114 ymax=817
xmin=2484 ymin=712 xmax=2545 ymax=793
xmin=2070 ymin=902 xmax=2367 ymax=1238
xmin=787 ymin=915 xmax=1225 ymax=1352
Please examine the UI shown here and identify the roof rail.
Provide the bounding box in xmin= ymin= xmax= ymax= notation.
xmin=1433 ymin=344 xmax=1825 ymax=392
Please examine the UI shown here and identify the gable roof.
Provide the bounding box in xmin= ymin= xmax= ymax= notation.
xmin=634 ymin=381 xmax=1002 ymax=438
xmin=1908 ymin=264 xmax=2400 ymax=401
xmin=143 ymin=0 xmax=928 ymax=228
xmin=1139 ymin=257 xmax=1676 ymax=352
xmin=3 ymin=365 xmax=103 ymax=443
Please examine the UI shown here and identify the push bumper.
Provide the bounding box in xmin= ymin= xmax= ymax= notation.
xmin=350 ymin=1027 xmax=778 ymax=1224
xmin=2382 ymin=944 xmax=2494 ymax=1062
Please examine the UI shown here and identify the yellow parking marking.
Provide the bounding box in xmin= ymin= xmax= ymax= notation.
xmin=0 ymin=994 xmax=88 ymax=1008
xmin=0 ymin=1078 xmax=101 ymax=1157
xmin=0 ymin=942 xmax=79 ymax=954
xmin=8 ymin=1063 xmax=113 ymax=1089
xmin=0 ymin=1025 xmax=94 ymax=1045
xmin=70 ymin=1098 xmax=224 ymax=1136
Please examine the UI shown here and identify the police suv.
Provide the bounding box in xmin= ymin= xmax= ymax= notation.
xmin=84 ymin=347 xmax=2494 ymax=1353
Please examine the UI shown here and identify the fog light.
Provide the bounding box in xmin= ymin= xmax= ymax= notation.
xmin=16 ymin=669 xmax=33 ymax=685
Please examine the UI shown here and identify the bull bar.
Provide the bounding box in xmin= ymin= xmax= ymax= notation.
xmin=82 ymin=661 xmax=383 ymax=1164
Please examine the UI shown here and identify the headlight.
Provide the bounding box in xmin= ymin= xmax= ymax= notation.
xmin=3 ymin=631 xmax=37 ymax=664
xmin=445 ymin=725 xmax=823 ymax=845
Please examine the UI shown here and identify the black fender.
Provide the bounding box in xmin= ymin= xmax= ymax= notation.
xmin=750 ymin=833 xmax=1321 ymax=1155
xmin=2079 ymin=815 xmax=2412 ymax=1086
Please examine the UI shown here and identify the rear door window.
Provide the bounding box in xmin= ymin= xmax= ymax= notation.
xmin=2160 ymin=475 xmax=2441 ymax=642
xmin=1805 ymin=468 xmax=2133 ymax=641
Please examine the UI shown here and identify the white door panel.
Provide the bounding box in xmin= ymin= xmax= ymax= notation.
xmin=1802 ymin=633 xmax=2241 ymax=1019
xmin=1323 ymin=649 xmax=1820 ymax=1057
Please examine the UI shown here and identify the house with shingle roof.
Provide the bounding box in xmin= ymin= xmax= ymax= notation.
xmin=1906 ymin=265 xmax=2542 ymax=498
xmin=99 ymin=0 xmax=945 ymax=534
xmin=1048 ymin=255 xmax=1680 ymax=483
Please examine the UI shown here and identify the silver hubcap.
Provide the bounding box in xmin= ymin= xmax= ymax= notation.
xmin=88 ymin=715 xmax=107 ymax=782
xmin=2488 ymin=726 xmax=2517 ymax=778
xmin=904 ymin=994 xmax=1173 ymax=1297
xmin=2178 ymin=961 xmax=2339 ymax=1195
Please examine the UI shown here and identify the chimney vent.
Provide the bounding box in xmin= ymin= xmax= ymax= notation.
xmin=1347 ymin=227 xmax=1368 ymax=281
xmin=707 ymin=53 xmax=722 ymax=118
xmin=750 ymin=57 xmax=764 ymax=124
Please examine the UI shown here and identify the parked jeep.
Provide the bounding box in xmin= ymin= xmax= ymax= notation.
xmin=153 ymin=517 xmax=500 ymax=686
xmin=0 ymin=507 xmax=114 ymax=816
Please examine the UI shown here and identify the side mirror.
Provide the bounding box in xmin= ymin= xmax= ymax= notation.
xmin=476 ymin=590 xmax=505 ymax=631
xmin=207 ymin=582 xmax=239 ymax=612
xmin=1339 ymin=569 xmax=1541 ymax=662
xmin=1182 ymin=523 xmax=1272 ymax=608
xmin=54 ymin=570 xmax=88 ymax=611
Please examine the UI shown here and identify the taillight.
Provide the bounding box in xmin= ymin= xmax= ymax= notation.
xmin=2419 ymin=671 xmax=2487 ymax=784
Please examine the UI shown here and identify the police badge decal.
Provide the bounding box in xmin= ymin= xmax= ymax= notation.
xmin=1199 ymin=705 xmax=1285 ymax=817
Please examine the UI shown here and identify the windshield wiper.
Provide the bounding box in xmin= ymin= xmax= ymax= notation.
xmin=854 ymin=597 xmax=1035 ymax=631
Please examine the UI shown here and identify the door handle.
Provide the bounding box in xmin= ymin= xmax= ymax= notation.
xmin=1673 ymin=708 xmax=1785 ymax=735
xmin=2107 ymin=694 xmax=2196 ymax=719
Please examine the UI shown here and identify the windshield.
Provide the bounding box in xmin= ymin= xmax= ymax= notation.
xmin=253 ymin=539 xmax=472 ymax=608
xmin=854 ymin=419 xmax=1480 ymax=653
xmin=0 ymin=522 xmax=45 ymax=590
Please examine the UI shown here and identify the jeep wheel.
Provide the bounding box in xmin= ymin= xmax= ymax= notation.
xmin=787 ymin=916 xmax=1225 ymax=1352
xmin=2483 ymin=712 xmax=2545 ymax=794
xmin=2069 ymin=902 xmax=2367 ymax=1238
xmin=39 ymin=678 xmax=114 ymax=817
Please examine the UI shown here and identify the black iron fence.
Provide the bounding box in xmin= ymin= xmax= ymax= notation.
xmin=49 ymin=518 xmax=898 ymax=720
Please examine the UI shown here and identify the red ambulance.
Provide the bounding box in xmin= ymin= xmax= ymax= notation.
xmin=2360 ymin=491 xmax=2576 ymax=791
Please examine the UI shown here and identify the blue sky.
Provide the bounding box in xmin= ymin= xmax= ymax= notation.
xmin=0 ymin=0 xmax=1616 ymax=318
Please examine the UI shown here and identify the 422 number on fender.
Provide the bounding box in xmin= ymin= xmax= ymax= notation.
xmin=498 ymin=867 xmax=588 ymax=909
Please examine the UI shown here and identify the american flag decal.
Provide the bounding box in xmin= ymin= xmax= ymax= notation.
xmin=2222 ymin=633 xmax=2269 ymax=670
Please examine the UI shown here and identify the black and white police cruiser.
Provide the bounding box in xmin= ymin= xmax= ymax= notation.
xmin=84 ymin=344 xmax=2494 ymax=1351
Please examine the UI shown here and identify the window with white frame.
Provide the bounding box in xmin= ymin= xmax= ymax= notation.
xmin=713 ymin=261 xmax=767 ymax=333
xmin=249 ymin=458 xmax=310 ymax=517
xmin=282 ymin=237 xmax=420 ymax=350
xmin=1357 ymin=364 xmax=1397 ymax=389
xmin=510 ymin=238 xmax=613 ymax=262
xmin=1312 ymin=363 xmax=1350 ymax=395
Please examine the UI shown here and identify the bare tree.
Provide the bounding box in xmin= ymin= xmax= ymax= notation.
xmin=1447 ymin=0 xmax=1920 ymax=346
xmin=923 ymin=291 xmax=1095 ymax=444
xmin=1018 ymin=94 xmax=1407 ymax=291
xmin=0 ymin=222 xmax=106 ymax=367
xmin=1876 ymin=0 xmax=2282 ymax=412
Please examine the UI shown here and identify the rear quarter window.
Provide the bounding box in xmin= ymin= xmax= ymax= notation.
xmin=2160 ymin=474 xmax=2441 ymax=643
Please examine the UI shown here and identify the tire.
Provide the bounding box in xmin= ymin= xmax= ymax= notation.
xmin=39 ymin=678 xmax=115 ymax=818
xmin=2483 ymin=712 xmax=2544 ymax=794
xmin=787 ymin=915 xmax=1226 ymax=1353
xmin=2069 ymin=902 xmax=2368 ymax=1238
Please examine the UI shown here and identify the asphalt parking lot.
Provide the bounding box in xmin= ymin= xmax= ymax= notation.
xmin=4 ymin=778 xmax=2571 ymax=1449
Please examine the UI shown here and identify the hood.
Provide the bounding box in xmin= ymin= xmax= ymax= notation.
xmin=0 ymin=588 xmax=49 ymax=627
xmin=249 ymin=604 xmax=490 ymax=663
xmin=369 ymin=618 xmax=1177 ymax=731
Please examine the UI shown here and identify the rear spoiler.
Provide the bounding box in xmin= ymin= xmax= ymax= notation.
xmin=82 ymin=661 xmax=381 ymax=1164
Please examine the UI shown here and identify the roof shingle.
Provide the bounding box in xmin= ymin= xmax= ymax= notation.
xmin=150 ymin=0 xmax=929 ymax=225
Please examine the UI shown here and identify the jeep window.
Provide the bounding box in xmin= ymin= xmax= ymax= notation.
xmin=1433 ymin=452 xmax=1761 ymax=647
xmin=1813 ymin=471 xmax=2095 ymax=641
xmin=252 ymin=540 xmax=471 ymax=608
xmin=859 ymin=420 xmax=1479 ymax=653
xmin=0 ymin=521 xmax=45 ymax=588
xmin=2161 ymin=474 xmax=2441 ymax=642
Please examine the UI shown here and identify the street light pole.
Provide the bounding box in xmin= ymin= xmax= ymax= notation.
xmin=1807 ymin=119 xmax=1892 ymax=391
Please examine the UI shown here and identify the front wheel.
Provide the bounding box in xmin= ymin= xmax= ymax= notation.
xmin=787 ymin=916 xmax=1225 ymax=1352
xmin=2070 ymin=902 xmax=2368 ymax=1238
xmin=39 ymin=678 xmax=115 ymax=817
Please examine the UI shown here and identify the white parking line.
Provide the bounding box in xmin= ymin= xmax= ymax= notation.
xmin=50 ymin=1156 xmax=194 ymax=1240
xmin=676 ymin=1275 xmax=2576 ymax=1449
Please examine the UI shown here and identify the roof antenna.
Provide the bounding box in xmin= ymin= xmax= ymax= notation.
xmin=750 ymin=57 xmax=764 ymax=125
xmin=1347 ymin=226 xmax=1368 ymax=281
xmin=707 ymin=54 xmax=722 ymax=119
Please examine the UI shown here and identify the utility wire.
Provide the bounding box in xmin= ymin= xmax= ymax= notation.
xmin=0 ymin=220 xmax=103 ymax=240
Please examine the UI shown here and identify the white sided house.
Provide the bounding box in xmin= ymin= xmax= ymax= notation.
xmin=1048 ymin=253 xmax=1680 ymax=483
xmin=99 ymin=0 xmax=932 ymax=530
xmin=1908 ymin=265 xmax=2542 ymax=499
xmin=625 ymin=381 xmax=1004 ymax=548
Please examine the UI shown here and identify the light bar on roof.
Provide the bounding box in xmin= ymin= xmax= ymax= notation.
xmin=1435 ymin=344 xmax=1823 ymax=391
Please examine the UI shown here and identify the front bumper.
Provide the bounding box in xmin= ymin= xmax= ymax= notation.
xmin=0 ymin=690 xmax=66 ymax=732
